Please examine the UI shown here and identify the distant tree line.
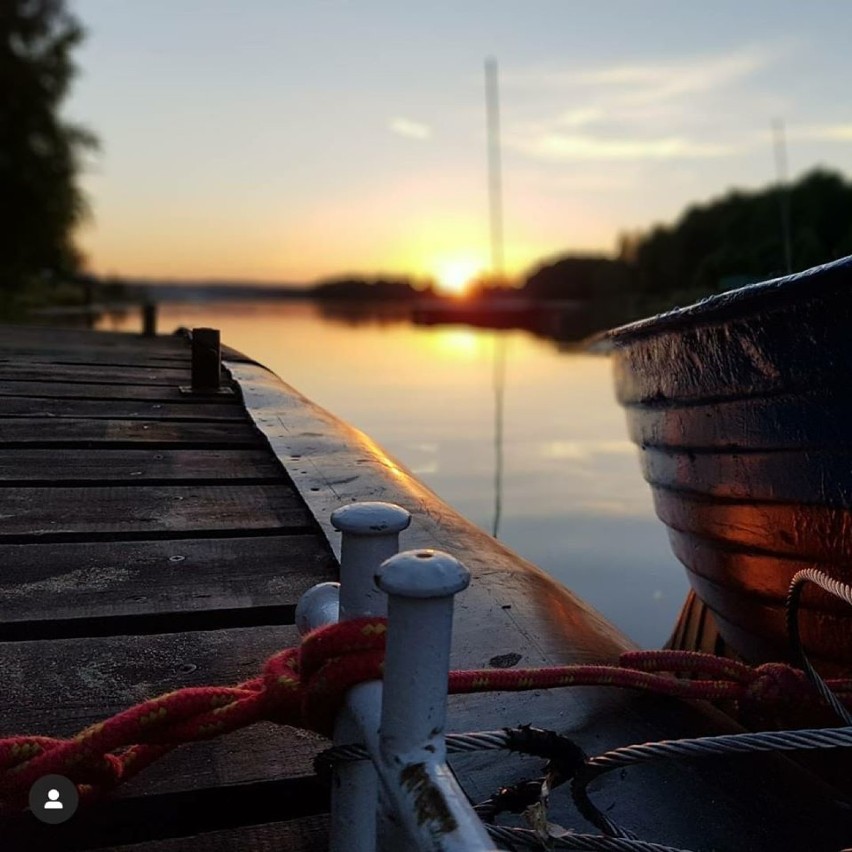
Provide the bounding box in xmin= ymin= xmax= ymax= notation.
xmin=525 ymin=168 xmax=852 ymax=315
xmin=627 ymin=168 xmax=852 ymax=300
xmin=311 ymin=277 xmax=418 ymax=301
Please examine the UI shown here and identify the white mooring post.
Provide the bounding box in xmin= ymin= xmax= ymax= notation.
xmin=375 ymin=550 xmax=496 ymax=850
xmin=328 ymin=502 xmax=412 ymax=852
xmin=294 ymin=580 xmax=341 ymax=635
xmin=296 ymin=505 xmax=495 ymax=850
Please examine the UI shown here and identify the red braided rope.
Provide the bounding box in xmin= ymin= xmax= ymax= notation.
xmin=1 ymin=617 xmax=849 ymax=812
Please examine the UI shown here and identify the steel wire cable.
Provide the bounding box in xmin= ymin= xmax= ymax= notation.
xmin=572 ymin=569 xmax=852 ymax=839
xmin=786 ymin=568 xmax=852 ymax=725
xmin=486 ymin=824 xmax=692 ymax=851
xmin=585 ymin=724 xmax=852 ymax=772
xmin=319 ymin=730 xmax=513 ymax=765
xmin=319 ymin=570 xmax=852 ymax=847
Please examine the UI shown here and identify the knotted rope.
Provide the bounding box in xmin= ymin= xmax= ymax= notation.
xmin=1 ymin=618 xmax=850 ymax=813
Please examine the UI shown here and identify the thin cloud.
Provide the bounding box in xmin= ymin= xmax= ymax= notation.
xmin=514 ymin=133 xmax=733 ymax=162
xmin=794 ymin=123 xmax=852 ymax=142
xmin=576 ymin=47 xmax=774 ymax=105
xmin=504 ymin=44 xmax=778 ymax=103
xmin=553 ymin=107 xmax=605 ymax=129
xmin=502 ymin=44 xmax=783 ymax=163
xmin=388 ymin=117 xmax=431 ymax=140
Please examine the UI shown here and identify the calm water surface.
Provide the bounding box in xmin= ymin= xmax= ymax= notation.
xmin=102 ymin=301 xmax=688 ymax=647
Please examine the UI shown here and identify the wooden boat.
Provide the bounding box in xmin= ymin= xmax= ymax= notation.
xmin=598 ymin=255 xmax=852 ymax=674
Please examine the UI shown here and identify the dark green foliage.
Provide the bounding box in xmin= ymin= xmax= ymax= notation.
xmin=0 ymin=0 xmax=96 ymax=291
xmin=630 ymin=169 xmax=852 ymax=300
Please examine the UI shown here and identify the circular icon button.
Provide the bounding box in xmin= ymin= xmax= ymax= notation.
xmin=29 ymin=774 xmax=79 ymax=824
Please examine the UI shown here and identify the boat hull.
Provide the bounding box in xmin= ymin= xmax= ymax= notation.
xmin=602 ymin=257 xmax=852 ymax=672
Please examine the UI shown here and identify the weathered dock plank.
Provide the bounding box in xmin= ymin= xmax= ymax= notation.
xmin=0 ymin=381 xmax=234 ymax=402
xmin=0 ymin=535 xmax=336 ymax=638
xmin=0 ymin=351 xmax=189 ymax=367
xmin=0 ymin=326 xmax=189 ymax=354
xmin=0 ymin=448 xmax=282 ymax=482
xmin=0 ymin=625 xmax=322 ymax=779
xmin=0 ymin=627 xmax=329 ymax=851
xmin=0 ymin=364 xmax=192 ymax=384
xmin=0 ymin=397 xmax=245 ymax=420
xmin=0 ymin=419 xmax=258 ymax=446
xmin=0 ymin=484 xmax=312 ymax=538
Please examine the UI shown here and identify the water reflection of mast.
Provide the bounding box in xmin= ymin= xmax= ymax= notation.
xmin=486 ymin=57 xmax=506 ymax=539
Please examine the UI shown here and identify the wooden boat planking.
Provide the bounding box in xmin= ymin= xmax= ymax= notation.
xmin=598 ymin=255 xmax=852 ymax=672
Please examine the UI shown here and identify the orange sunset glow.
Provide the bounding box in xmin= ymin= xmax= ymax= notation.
xmin=433 ymin=256 xmax=484 ymax=297
xmin=63 ymin=3 xmax=852 ymax=287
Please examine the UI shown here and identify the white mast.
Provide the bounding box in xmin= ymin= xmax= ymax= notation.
xmin=485 ymin=57 xmax=505 ymax=282
xmin=485 ymin=58 xmax=506 ymax=538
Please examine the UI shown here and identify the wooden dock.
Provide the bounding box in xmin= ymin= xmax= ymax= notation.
xmin=0 ymin=325 xmax=337 ymax=851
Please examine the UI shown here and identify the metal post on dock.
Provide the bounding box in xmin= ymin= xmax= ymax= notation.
xmin=190 ymin=327 xmax=221 ymax=391
xmin=296 ymin=504 xmax=496 ymax=850
xmin=141 ymin=302 xmax=158 ymax=337
xmin=332 ymin=502 xmax=411 ymax=620
xmin=181 ymin=327 xmax=232 ymax=396
xmin=328 ymin=502 xmax=412 ymax=852
xmin=375 ymin=550 xmax=495 ymax=850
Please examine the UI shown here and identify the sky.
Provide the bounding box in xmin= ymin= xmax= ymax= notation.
xmin=68 ymin=0 xmax=852 ymax=287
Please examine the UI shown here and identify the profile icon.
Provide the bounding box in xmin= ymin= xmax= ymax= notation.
xmin=44 ymin=788 xmax=63 ymax=810
xmin=28 ymin=774 xmax=78 ymax=824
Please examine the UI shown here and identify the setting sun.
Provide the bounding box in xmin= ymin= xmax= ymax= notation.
xmin=433 ymin=257 xmax=484 ymax=297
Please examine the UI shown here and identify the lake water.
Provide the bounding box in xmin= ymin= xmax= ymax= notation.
xmin=100 ymin=301 xmax=689 ymax=647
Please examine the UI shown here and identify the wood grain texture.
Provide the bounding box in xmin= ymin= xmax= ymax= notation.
xmin=0 ymin=326 xmax=189 ymax=351
xmin=0 ymin=397 xmax=244 ymax=421
xmin=0 ymin=419 xmax=258 ymax=446
xmin=666 ymin=589 xmax=727 ymax=656
xmin=0 ymin=484 xmax=311 ymax=537
xmin=0 ymin=364 xmax=193 ymax=384
xmin=0 ymin=448 xmax=283 ymax=482
xmin=609 ymin=275 xmax=852 ymax=406
xmin=0 ymin=627 xmax=330 ymax=850
xmin=0 ymin=381 xmax=229 ymax=402
xmin=627 ymin=393 xmax=852 ymax=451
xmin=0 ymin=625 xmax=328 ymax=791
xmin=642 ymin=446 xmax=852 ymax=505
xmin=0 ymin=535 xmax=337 ymax=628
xmin=0 ymin=350 xmax=188 ymax=366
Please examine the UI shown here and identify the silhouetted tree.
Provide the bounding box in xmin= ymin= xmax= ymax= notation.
xmin=0 ymin=0 xmax=96 ymax=290
xmin=632 ymin=169 xmax=852 ymax=299
xmin=311 ymin=277 xmax=417 ymax=301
